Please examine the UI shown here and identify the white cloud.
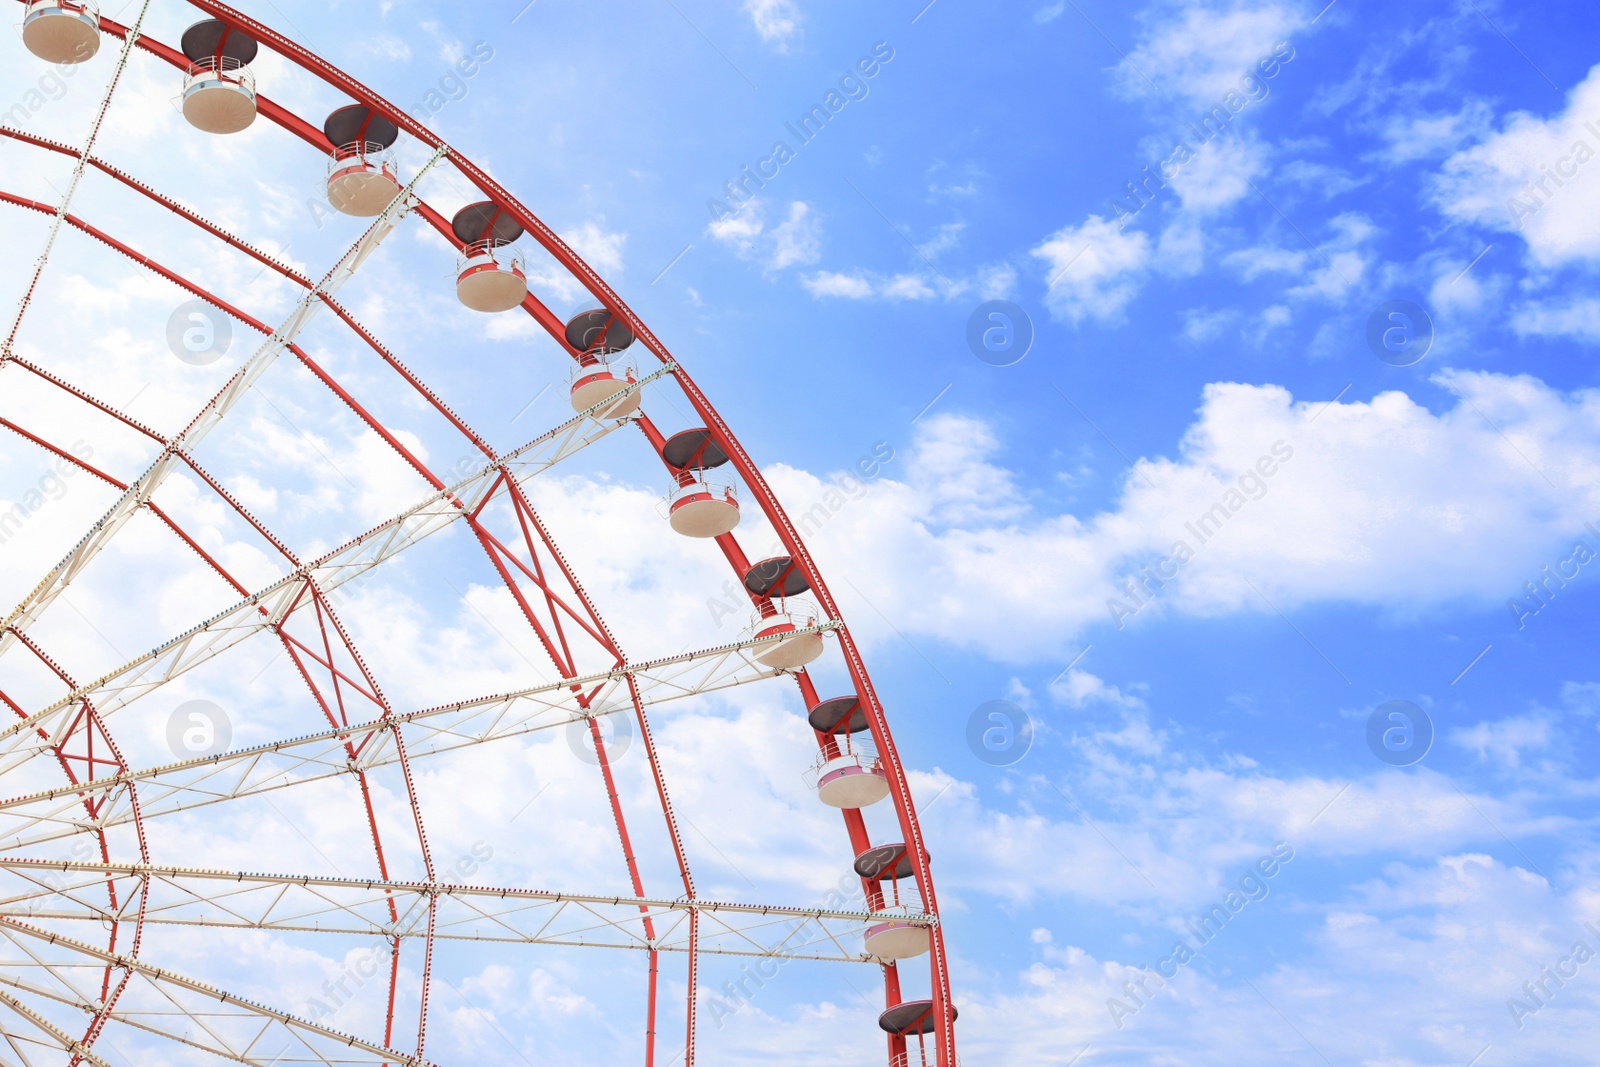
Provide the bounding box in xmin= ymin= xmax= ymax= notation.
xmin=1121 ymin=1 xmax=1303 ymax=104
xmin=1049 ymin=669 xmax=1144 ymax=709
xmin=1258 ymin=303 xmax=1290 ymax=329
xmin=1169 ymin=136 xmax=1267 ymax=212
xmin=1278 ymin=158 xmax=1366 ymax=198
xmin=1288 ymin=248 xmax=1366 ymax=299
xmin=1429 ymin=248 xmax=1504 ymax=314
xmin=917 ymin=221 xmax=966 ymax=259
xmin=1223 ymin=244 xmax=1306 ymax=280
xmin=707 ymin=203 xmax=764 ymax=254
xmin=1512 ymin=297 xmax=1600 ymax=341
xmin=800 ymin=270 xmax=873 ymax=298
xmin=881 ymin=273 xmax=936 ymax=300
xmin=562 ymin=220 xmax=626 ymax=274
xmin=1032 ymin=215 xmax=1153 ymax=324
xmin=800 ymin=269 xmax=965 ymax=302
xmin=781 ymin=372 xmax=1600 ymax=661
xmin=1435 ymin=62 xmax=1600 ymax=266
xmin=1155 ymin=221 xmax=1204 ymax=274
xmin=514 ymin=221 xmax=629 ymax=305
xmin=978 ymin=262 xmax=1018 ymax=299
xmin=768 ymin=201 xmax=822 ymax=270
xmin=708 ymin=199 xmax=820 ymax=272
xmin=1181 ymin=306 xmax=1238 ymax=342
xmin=743 ymin=0 xmax=799 ymax=46
xmin=1451 ymin=715 xmax=1553 ymax=768
xmin=911 ymin=699 xmax=1556 ymax=916
xmin=361 ymin=34 xmax=412 ymax=61
xmin=1377 ymin=99 xmax=1493 ymax=163
xmin=938 ymin=851 xmax=1596 ymax=1067
xmin=1221 ymin=214 xmax=1374 ymax=300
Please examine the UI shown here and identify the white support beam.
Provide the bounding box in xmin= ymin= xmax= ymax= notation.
xmin=0 ymin=622 xmax=837 ymax=852
xmin=0 ymin=986 xmax=113 ymax=1067
xmin=0 ymin=0 xmax=154 ymax=375
xmin=0 ymin=862 xmax=921 ymax=962
xmin=0 ymin=365 xmax=676 ymax=781
xmin=0 ymin=146 xmax=450 ymax=662
xmin=0 ymin=919 xmax=432 ymax=1066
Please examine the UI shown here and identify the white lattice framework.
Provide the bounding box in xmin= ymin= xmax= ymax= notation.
xmin=0 ymin=2 xmax=956 ymax=1065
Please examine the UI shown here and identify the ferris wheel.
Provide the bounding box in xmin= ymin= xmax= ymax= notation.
xmin=0 ymin=2 xmax=955 ymax=1066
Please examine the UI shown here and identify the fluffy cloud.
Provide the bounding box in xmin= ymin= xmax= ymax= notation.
xmin=1169 ymin=136 xmax=1268 ymax=213
xmin=743 ymin=0 xmax=800 ymax=46
xmin=798 ymin=260 xmax=1014 ymax=303
xmin=800 ymin=269 xmax=961 ymax=301
xmin=1120 ymin=0 xmax=1304 ymax=104
xmin=1222 ymin=212 xmax=1375 ymax=300
xmin=800 ymin=270 xmax=873 ymax=298
xmin=1378 ymin=99 xmax=1494 ymax=162
xmin=1451 ymin=714 xmax=1554 ymax=768
xmin=1435 ymin=62 xmax=1600 ymax=266
xmin=708 ymin=199 xmax=821 ymax=273
xmin=1031 ymin=215 xmax=1153 ymax=323
xmin=938 ymin=851 xmax=1598 ymax=1067
xmin=562 ymin=220 xmax=627 ymax=274
xmin=769 ymin=203 xmax=822 ymax=269
xmin=780 ymin=370 xmax=1600 ymax=662
xmin=1513 ymin=297 xmax=1600 ymax=341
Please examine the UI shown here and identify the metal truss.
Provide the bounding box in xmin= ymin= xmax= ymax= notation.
xmin=0 ymin=2 xmax=957 ymax=1064
xmin=0 ymin=368 xmax=671 ymax=779
xmin=0 ymin=623 xmax=838 ymax=852
xmin=0 ymin=861 xmax=924 ymax=963
xmin=0 ymin=144 xmax=448 ymax=663
xmin=0 ymin=918 xmax=433 ymax=1066
xmin=0 ymin=986 xmax=114 ymax=1067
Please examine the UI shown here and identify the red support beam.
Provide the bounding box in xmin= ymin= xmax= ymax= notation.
xmin=3 ymin=4 xmax=956 ymax=1061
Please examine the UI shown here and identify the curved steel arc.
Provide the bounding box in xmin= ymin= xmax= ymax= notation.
xmin=0 ymin=150 xmax=442 ymax=660
xmin=0 ymin=121 xmax=674 ymax=1052
xmin=2 ymin=122 xmax=679 ymax=1052
xmin=0 ymin=0 xmax=151 ymax=370
xmin=1 ymin=2 xmax=955 ymax=1063
xmin=0 ymin=191 xmax=665 ymax=735
xmin=0 ymin=7 xmax=168 ymax=1058
xmin=0 ymin=370 xmax=666 ymax=782
xmin=168 ymin=2 xmax=956 ymax=1060
xmin=0 ymin=124 xmax=313 ymax=288
xmin=0 ymin=987 xmax=115 ymax=1067
xmin=0 ymin=50 xmax=725 ymax=1037
xmin=0 ymin=632 xmax=151 ymax=1064
xmin=0 ymin=173 xmax=451 ymax=1056
xmin=0 ymin=131 xmax=449 ymax=1067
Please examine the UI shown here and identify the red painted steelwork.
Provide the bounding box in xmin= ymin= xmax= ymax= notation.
xmin=174 ymin=2 xmax=957 ymax=1058
xmin=0 ymin=3 xmax=956 ymax=1062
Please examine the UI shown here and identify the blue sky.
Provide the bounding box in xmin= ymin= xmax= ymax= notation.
xmin=3 ymin=0 xmax=1600 ymax=1065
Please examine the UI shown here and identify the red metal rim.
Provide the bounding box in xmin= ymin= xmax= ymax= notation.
xmin=457 ymin=259 xmax=526 ymax=282
xmin=329 ymin=161 xmax=397 ymax=183
xmin=0 ymin=1 xmax=957 ymax=1063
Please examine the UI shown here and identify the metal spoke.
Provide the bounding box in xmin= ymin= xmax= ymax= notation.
xmin=0 ymin=145 xmax=449 ymax=663
xmin=0 ymin=623 xmax=837 ymax=850
xmin=0 ymin=863 xmax=913 ymax=962
xmin=0 ymin=367 xmax=673 ymax=779
xmin=0 ymin=919 xmax=432 ymax=1066
xmin=0 ymin=3 xmax=956 ymax=1063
